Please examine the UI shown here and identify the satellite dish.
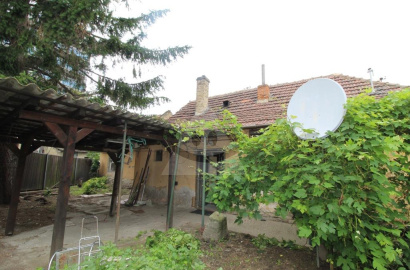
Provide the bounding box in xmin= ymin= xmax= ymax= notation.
xmin=287 ymin=78 xmax=347 ymax=139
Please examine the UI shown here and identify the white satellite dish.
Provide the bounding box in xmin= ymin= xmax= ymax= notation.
xmin=287 ymin=78 xmax=347 ymax=139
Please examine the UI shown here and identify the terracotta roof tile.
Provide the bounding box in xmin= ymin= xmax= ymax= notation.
xmin=169 ymin=74 xmax=407 ymax=127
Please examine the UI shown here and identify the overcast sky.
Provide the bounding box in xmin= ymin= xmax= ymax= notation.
xmin=113 ymin=0 xmax=410 ymax=115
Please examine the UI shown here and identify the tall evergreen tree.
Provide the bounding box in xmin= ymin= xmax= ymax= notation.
xmin=0 ymin=0 xmax=190 ymax=109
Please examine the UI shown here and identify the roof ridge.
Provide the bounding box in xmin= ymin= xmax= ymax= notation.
xmin=169 ymin=74 xmax=408 ymax=125
xmin=189 ymin=74 xmax=407 ymax=103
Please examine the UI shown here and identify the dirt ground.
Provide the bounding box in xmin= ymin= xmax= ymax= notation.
xmin=200 ymin=232 xmax=327 ymax=270
xmin=0 ymin=192 xmax=58 ymax=239
xmin=0 ymin=192 xmax=329 ymax=270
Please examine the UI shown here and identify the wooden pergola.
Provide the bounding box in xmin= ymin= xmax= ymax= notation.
xmin=0 ymin=78 xmax=177 ymax=256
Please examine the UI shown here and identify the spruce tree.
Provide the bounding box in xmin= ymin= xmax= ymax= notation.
xmin=0 ymin=0 xmax=190 ymax=109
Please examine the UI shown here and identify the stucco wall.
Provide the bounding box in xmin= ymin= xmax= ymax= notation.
xmin=99 ymin=151 xmax=137 ymax=181
xmin=99 ymin=133 xmax=240 ymax=207
xmin=129 ymin=135 xmax=234 ymax=207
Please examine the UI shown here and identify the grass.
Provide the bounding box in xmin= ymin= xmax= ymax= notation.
xmin=70 ymin=186 xmax=84 ymax=196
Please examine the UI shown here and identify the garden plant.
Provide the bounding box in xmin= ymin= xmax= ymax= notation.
xmin=174 ymin=89 xmax=409 ymax=270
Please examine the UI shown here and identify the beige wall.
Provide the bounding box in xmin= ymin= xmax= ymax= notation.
xmin=99 ymin=151 xmax=137 ymax=181
xmin=99 ymin=133 xmax=241 ymax=207
xmin=99 ymin=152 xmax=109 ymax=177
xmin=139 ymin=135 xmax=234 ymax=207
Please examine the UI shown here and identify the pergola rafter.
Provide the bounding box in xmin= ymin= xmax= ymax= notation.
xmin=0 ymin=78 xmax=176 ymax=257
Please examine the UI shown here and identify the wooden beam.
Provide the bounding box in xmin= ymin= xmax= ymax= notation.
xmin=19 ymin=110 xmax=165 ymax=141
xmin=108 ymin=152 xmax=121 ymax=217
xmin=70 ymin=108 xmax=86 ymax=120
xmin=161 ymin=139 xmax=174 ymax=154
xmin=29 ymin=140 xmax=120 ymax=154
xmin=76 ymin=128 xmax=94 ymax=143
xmin=1 ymin=85 xmax=145 ymax=126
xmin=44 ymin=122 xmax=67 ymax=146
xmin=50 ymin=126 xmax=77 ymax=257
xmin=5 ymin=135 xmax=34 ymax=235
xmin=0 ymin=99 xmax=39 ymax=127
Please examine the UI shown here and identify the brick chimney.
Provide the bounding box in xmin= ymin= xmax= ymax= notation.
xmin=257 ymin=84 xmax=270 ymax=103
xmin=195 ymin=75 xmax=210 ymax=115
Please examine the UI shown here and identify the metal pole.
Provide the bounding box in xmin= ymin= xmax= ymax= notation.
xmin=368 ymin=68 xmax=374 ymax=93
xmin=166 ymin=136 xmax=182 ymax=229
xmin=262 ymin=64 xmax=265 ymax=85
xmin=114 ymin=121 xmax=127 ymax=243
xmin=43 ymin=154 xmax=49 ymax=189
xmin=74 ymin=156 xmax=78 ymax=185
xmin=201 ymin=134 xmax=207 ymax=229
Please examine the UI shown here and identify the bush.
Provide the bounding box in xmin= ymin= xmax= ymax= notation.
xmin=208 ymin=90 xmax=410 ymax=270
xmin=78 ymin=229 xmax=205 ymax=270
xmin=86 ymin=152 xmax=100 ymax=178
xmin=82 ymin=176 xmax=108 ymax=195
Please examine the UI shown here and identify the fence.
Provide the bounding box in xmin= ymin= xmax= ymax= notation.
xmin=21 ymin=153 xmax=92 ymax=191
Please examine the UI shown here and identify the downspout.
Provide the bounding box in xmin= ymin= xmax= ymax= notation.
xmin=368 ymin=68 xmax=375 ymax=93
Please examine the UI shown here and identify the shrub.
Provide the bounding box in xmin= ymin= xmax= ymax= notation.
xmin=203 ymin=90 xmax=409 ymax=270
xmin=78 ymin=229 xmax=205 ymax=270
xmin=82 ymin=176 xmax=108 ymax=195
xmin=86 ymin=152 xmax=100 ymax=178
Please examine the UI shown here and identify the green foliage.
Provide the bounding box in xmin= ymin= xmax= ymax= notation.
xmin=0 ymin=1 xmax=190 ymax=109
xmin=77 ymin=229 xmax=205 ymax=269
xmin=69 ymin=185 xmax=84 ymax=196
xmin=182 ymin=90 xmax=409 ymax=269
xmin=86 ymin=152 xmax=100 ymax=177
xmin=42 ymin=188 xmax=52 ymax=197
xmin=82 ymin=176 xmax=108 ymax=195
xmin=251 ymin=234 xmax=299 ymax=251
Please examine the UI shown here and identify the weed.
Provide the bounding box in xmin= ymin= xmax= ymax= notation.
xmin=251 ymin=234 xmax=301 ymax=251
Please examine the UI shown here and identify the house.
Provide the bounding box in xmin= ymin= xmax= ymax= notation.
xmin=99 ymin=74 xmax=406 ymax=208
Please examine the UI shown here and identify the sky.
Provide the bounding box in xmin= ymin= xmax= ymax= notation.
xmin=112 ymin=0 xmax=410 ymax=116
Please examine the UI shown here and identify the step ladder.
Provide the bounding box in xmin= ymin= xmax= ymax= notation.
xmin=48 ymin=216 xmax=102 ymax=270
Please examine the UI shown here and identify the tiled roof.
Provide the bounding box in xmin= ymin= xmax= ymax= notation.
xmin=169 ymin=74 xmax=407 ymax=128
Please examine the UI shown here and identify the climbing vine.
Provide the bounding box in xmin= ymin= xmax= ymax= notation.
xmin=173 ymin=89 xmax=410 ymax=270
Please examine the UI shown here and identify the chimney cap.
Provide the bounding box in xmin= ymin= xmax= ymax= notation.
xmin=197 ymin=75 xmax=210 ymax=83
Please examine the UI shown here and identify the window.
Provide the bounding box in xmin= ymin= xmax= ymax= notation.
xmin=249 ymin=128 xmax=264 ymax=137
xmin=155 ymin=150 xmax=163 ymax=162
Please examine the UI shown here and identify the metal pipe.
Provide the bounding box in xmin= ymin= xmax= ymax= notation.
xmin=368 ymin=68 xmax=374 ymax=93
xmin=43 ymin=154 xmax=49 ymax=189
xmin=114 ymin=121 xmax=127 ymax=243
xmin=166 ymin=136 xmax=182 ymax=229
xmin=201 ymin=134 xmax=207 ymax=229
xmin=74 ymin=156 xmax=78 ymax=185
xmin=262 ymin=64 xmax=265 ymax=85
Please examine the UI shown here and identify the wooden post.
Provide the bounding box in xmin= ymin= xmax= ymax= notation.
xmin=108 ymin=153 xmax=120 ymax=217
xmin=50 ymin=126 xmax=77 ymax=257
xmin=5 ymin=136 xmax=33 ymax=235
